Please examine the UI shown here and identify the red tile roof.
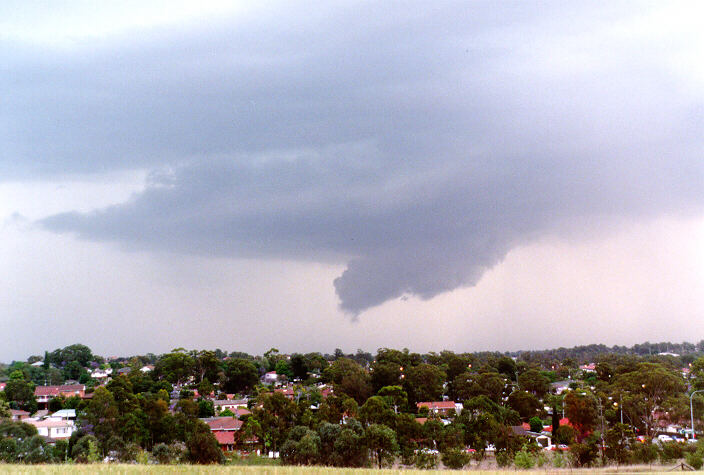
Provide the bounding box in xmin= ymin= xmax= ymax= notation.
xmin=34 ymin=385 xmax=85 ymax=397
xmin=206 ymin=417 xmax=243 ymax=431
xmin=214 ymin=431 xmax=235 ymax=445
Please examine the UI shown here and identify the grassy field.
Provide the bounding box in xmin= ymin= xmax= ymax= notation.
xmin=0 ymin=464 xmax=678 ymax=474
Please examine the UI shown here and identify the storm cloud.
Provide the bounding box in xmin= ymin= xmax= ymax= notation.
xmin=12 ymin=2 xmax=702 ymax=314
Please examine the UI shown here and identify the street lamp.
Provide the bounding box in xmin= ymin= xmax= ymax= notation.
xmin=690 ymin=390 xmax=704 ymax=440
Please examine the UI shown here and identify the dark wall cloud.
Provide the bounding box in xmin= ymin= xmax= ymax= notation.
xmin=7 ymin=2 xmax=701 ymax=314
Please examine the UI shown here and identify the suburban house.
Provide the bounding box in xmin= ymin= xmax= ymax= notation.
xmin=203 ymin=417 xmax=244 ymax=452
xmin=49 ymin=409 xmax=77 ymax=421
xmin=34 ymin=385 xmax=86 ymax=409
xmin=26 ymin=419 xmax=75 ymax=440
xmin=416 ymin=401 xmax=464 ymax=416
xmin=212 ymin=400 xmax=250 ymax=416
xmin=550 ymin=381 xmax=571 ymax=394
xmin=10 ymin=409 xmax=30 ymax=421
xmin=262 ymin=372 xmax=279 ymax=384
xmin=511 ymin=425 xmax=553 ymax=449
xmin=90 ymin=367 xmax=113 ymax=380
xmin=274 ymin=387 xmax=295 ymax=399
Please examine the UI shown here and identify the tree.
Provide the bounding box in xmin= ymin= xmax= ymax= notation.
xmin=62 ymin=360 xmax=83 ymax=381
xmin=605 ymin=423 xmax=634 ymax=466
xmin=71 ymin=435 xmax=101 ymax=463
xmin=404 ymin=364 xmax=446 ymax=404
xmin=529 ymin=416 xmax=543 ymax=433
xmin=359 ymin=396 xmax=396 ymax=427
xmin=377 ymin=385 xmax=408 ymax=413
xmin=197 ymin=399 xmax=214 ymax=418
xmin=290 ymin=354 xmax=308 ymax=380
xmin=81 ymin=386 xmax=120 ymax=448
xmin=614 ymin=363 xmax=686 ymax=436
xmin=364 ymin=424 xmax=398 ymax=469
xmin=253 ymin=392 xmax=297 ymax=452
xmin=193 ymin=350 xmax=222 ymax=385
xmin=275 ymin=360 xmax=293 ymax=380
xmin=517 ymin=369 xmax=550 ymax=397
xmin=222 ymin=358 xmax=258 ymax=394
xmin=333 ymin=427 xmax=367 ymax=467
xmin=154 ymin=349 xmax=195 ymax=386
xmin=507 ymin=390 xmax=540 ymax=421
xmin=442 ymin=447 xmax=471 ymax=469
xmin=48 ymin=344 xmax=93 ymax=367
xmin=324 ymin=358 xmax=372 ymax=404
xmin=3 ymin=378 xmax=37 ymax=413
xmin=281 ymin=427 xmax=321 ymax=465
xmin=370 ymin=362 xmax=402 ymax=393
xmin=564 ymin=391 xmax=597 ymax=441
xmin=186 ymin=423 xmax=222 ymax=464
xmin=453 ymin=371 xmax=505 ymax=403
xmin=497 ymin=356 xmax=517 ymax=381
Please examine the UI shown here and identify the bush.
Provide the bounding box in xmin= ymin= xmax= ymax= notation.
xmin=514 ymin=447 xmax=536 ymax=469
xmin=441 ymin=447 xmax=471 ymax=469
xmin=529 ymin=417 xmax=543 ymax=433
xmin=553 ymin=425 xmax=576 ymax=445
xmin=660 ymin=441 xmax=684 ymax=464
xmin=186 ymin=430 xmax=223 ymax=464
xmin=52 ymin=439 xmax=69 ymax=462
xmin=0 ymin=438 xmax=18 ymax=462
xmin=414 ymin=451 xmax=438 ymax=469
xmin=535 ymin=450 xmax=548 ymax=467
xmin=686 ymin=451 xmax=703 ymax=470
xmin=551 ymin=452 xmax=567 ymax=468
xmin=135 ymin=449 xmax=150 ymax=464
xmin=71 ymin=435 xmax=101 ymax=463
xmin=495 ymin=450 xmax=513 ymax=468
xmin=631 ymin=442 xmax=659 ymax=465
xmin=153 ymin=443 xmax=172 ymax=464
xmin=21 ymin=435 xmax=55 ymax=464
xmin=570 ymin=441 xmax=599 ymax=467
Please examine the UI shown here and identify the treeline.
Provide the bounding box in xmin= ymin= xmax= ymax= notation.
xmin=1 ymin=341 xmax=704 ymax=468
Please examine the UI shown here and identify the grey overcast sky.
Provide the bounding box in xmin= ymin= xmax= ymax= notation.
xmin=1 ymin=1 xmax=703 ymax=361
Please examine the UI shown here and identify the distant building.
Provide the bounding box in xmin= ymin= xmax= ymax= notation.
xmin=34 ymin=385 xmax=85 ymax=409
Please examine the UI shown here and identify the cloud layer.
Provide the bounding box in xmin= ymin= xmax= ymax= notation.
xmin=8 ymin=2 xmax=701 ymax=313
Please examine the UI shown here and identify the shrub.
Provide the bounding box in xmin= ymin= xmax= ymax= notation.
xmin=153 ymin=443 xmax=172 ymax=464
xmin=551 ymin=451 xmax=567 ymax=468
xmin=570 ymin=441 xmax=599 ymax=467
xmin=631 ymin=442 xmax=659 ymax=465
xmin=553 ymin=425 xmax=576 ymax=445
xmin=529 ymin=417 xmax=543 ymax=433
xmin=414 ymin=451 xmax=438 ymax=469
xmin=514 ymin=447 xmax=536 ymax=469
xmin=135 ymin=449 xmax=150 ymax=464
xmin=21 ymin=435 xmax=56 ymax=464
xmin=660 ymin=441 xmax=684 ymax=464
xmin=71 ymin=435 xmax=101 ymax=463
xmin=495 ymin=450 xmax=513 ymax=468
xmin=441 ymin=447 xmax=471 ymax=469
xmin=535 ymin=450 xmax=548 ymax=467
xmin=686 ymin=451 xmax=703 ymax=470
xmin=52 ymin=439 xmax=69 ymax=462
